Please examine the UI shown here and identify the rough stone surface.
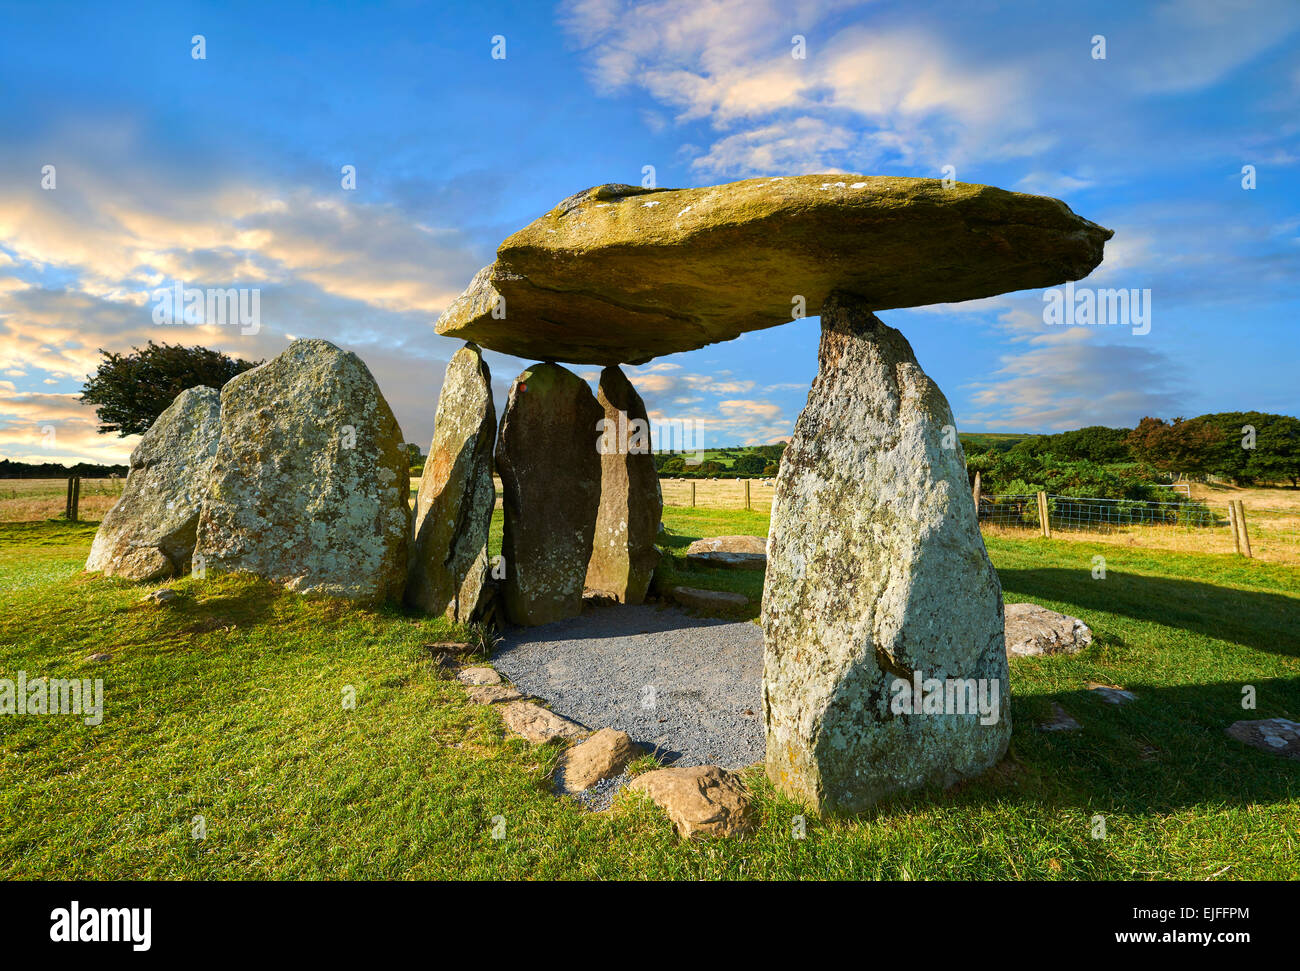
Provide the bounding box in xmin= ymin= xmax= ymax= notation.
xmin=436 ymin=176 xmax=1113 ymax=364
xmin=671 ymin=586 xmax=749 ymax=611
xmin=1004 ymin=602 xmax=1093 ymax=657
xmin=1226 ymin=718 xmax=1300 ymax=760
xmin=499 ymin=702 xmax=589 ymax=744
xmin=193 ymin=339 xmax=409 ymax=603
xmin=407 ymin=343 xmax=496 ymax=621
xmin=465 ymin=684 xmax=524 ymax=705
xmin=628 ymin=765 xmax=756 ymax=839
xmin=496 ymin=363 xmax=603 ymax=625
xmin=585 ymin=366 xmax=662 ymax=603
xmin=685 ymin=535 xmax=767 ymax=571
xmin=762 ymin=293 xmax=1011 ymax=815
xmin=557 ymin=728 xmax=643 ymax=793
xmin=142 ymin=588 xmax=178 ymax=604
xmin=85 ymin=386 xmax=222 ymax=581
xmin=457 ymin=666 xmax=503 ymax=686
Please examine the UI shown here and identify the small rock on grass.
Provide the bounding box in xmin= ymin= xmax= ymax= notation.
xmin=86 ymin=653 xmax=111 ymax=664
xmin=1086 ymin=681 xmax=1137 ymax=705
xmin=1227 ymin=718 xmax=1300 ymax=760
xmin=557 ymin=728 xmax=642 ymax=793
xmin=628 ymin=764 xmax=755 ymax=839
xmin=457 ymin=666 xmax=502 ymax=686
xmin=1039 ymin=702 xmax=1081 ymax=732
xmin=499 ymin=701 xmax=589 ymax=744
xmin=685 ymin=536 xmax=767 ymax=572
xmin=142 ymin=589 xmax=178 ymax=604
xmin=1004 ymin=603 xmax=1092 ymax=657
xmin=465 ymin=684 xmax=524 ymax=705
xmin=670 ymin=586 xmax=748 ymax=611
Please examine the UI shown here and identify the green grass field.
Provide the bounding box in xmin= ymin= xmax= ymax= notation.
xmin=2 ymin=510 xmax=1298 ymax=879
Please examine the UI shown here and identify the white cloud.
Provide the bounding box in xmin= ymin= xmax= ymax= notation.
xmin=963 ymin=341 xmax=1185 ymax=430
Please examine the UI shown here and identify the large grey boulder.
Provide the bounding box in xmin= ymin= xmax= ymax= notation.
xmin=193 ymin=338 xmax=409 ymax=603
xmin=85 ymin=386 xmax=222 ymax=581
xmin=762 ymin=292 xmax=1010 ymax=815
xmin=406 ymin=344 xmax=496 ymax=621
xmin=585 ymin=366 xmax=661 ymax=604
xmin=435 ymin=176 xmax=1112 ymax=364
xmin=496 ymin=363 xmax=602 ymax=625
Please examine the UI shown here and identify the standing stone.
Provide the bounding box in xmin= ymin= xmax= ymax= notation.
xmin=406 ymin=344 xmax=496 ymax=621
xmin=762 ymin=292 xmax=1010 ymax=815
xmin=193 ymin=338 xmax=409 ymax=603
xmin=496 ymin=363 xmax=602 ymax=625
xmin=85 ymin=386 xmax=222 ymax=581
xmin=585 ymin=366 xmax=661 ymax=604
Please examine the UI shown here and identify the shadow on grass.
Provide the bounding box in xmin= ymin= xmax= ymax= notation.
xmin=998 ymin=567 xmax=1300 ymax=657
xmin=941 ymin=677 xmax=1300 ymax=815
xmin=0 ymin=519 xmax=101 ymax=544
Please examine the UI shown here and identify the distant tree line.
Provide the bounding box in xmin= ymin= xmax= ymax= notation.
xmin=966 ymin=412 xmax=1299 ymax=497
xmin=0 ymin=458 xmax=128 ymax=479
xmin=987 ymin=413 xmax=1300 ymax=487
xmin=654 ymin=443 xmax=786 ymax=478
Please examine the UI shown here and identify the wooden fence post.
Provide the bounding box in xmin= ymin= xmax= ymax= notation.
xmin=66 ymin=475 xmax=80 ymax=522
xmin=1037 ymin=491 xmax=1051 ymax=539
xmin=1235 ymin=500 xmax=1253 ymax=558
xmin=744 ymin=478 xmax=751 ymax=511
xmin=1227 ymin=502 xmax=1243 ymax=555
xmin=690 ymin=481 xmax=696 ymax=508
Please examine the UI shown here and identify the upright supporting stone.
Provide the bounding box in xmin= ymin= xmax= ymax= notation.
xmin=86 ymin=386 xmax=222 ymax=581
xmin=194 ymin=339 xmax=409 ymax=603
xmin=496 ymin=363 xmax=602 ymax=625
xmin=762 ymin=292 xmax=1010 ymax=815
xmin=585 ymin=366 xmax=662 ymax=603
xmin=407 ymin=344 xmax=496 ymax=621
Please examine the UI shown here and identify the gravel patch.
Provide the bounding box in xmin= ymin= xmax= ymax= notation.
xmin=493 ymin=603 xmax=765 ymax=771
xmin=563 ymin=771 xmax=631 ymax=812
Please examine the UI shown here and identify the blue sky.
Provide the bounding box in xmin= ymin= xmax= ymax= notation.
xmin=1 ymin=0 xmax=1297 ymax=464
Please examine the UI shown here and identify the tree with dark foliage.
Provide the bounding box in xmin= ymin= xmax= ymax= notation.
xmin=1124 ymin=416 xmax=1219 ymax=477
xmin=81 ymin=341 xmax=260 ymax=436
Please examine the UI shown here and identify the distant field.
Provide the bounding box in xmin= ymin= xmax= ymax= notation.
xmin=0 ymin=478 xmax=124 ymax=522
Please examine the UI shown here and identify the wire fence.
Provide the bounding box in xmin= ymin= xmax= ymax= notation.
xmin=978 ymin=491 xmax=1300 ymax=561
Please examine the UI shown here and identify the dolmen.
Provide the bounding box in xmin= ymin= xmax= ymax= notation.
xmin=428 ymin=174 xmax=1110 ymax=813
xmin=87 ymin=173 xmax=1112 ymax=815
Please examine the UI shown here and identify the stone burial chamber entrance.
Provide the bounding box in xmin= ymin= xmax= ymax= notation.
xmin=357 ymin=175 xmax=1116 ymax=814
